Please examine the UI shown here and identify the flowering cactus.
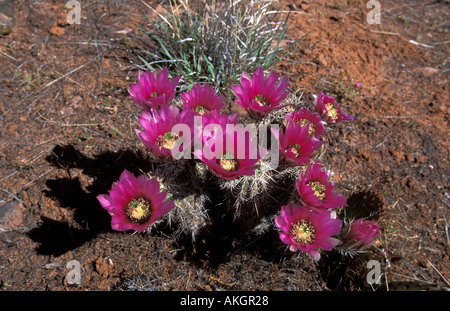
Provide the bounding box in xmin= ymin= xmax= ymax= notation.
xmin=180 ymin=83 xmax=225 ymax=116
xmin=136 ymin=104 xmax=194 ymax=160
xmin=340 ymin=218 xmax=381 ymax=251
xmin=296 ymin=162 xmax=348 ymax=210
xmin=193 ymin=121 xmax=261 ymax=180
xmin=232 ymin=66 xmax=289 ymax=119
xmin=98 ymin=66 xmax=380 ymax=261
xmin=128 ymin=67 xmax=181 ymax=111
xmin=275 ymin=204 xmax=342 ymax=261
xmin=276 ymin=119 xmax=324 ymax=167
xmin=195 ymin=109 xmax=239 ymax=145
xmin=314 ymin=92 xmax=353 ymax=124
xmin=97 ymin=170 xmax=175 ymax=232
xmin=284 ymin=108 xmax=326 ymax=138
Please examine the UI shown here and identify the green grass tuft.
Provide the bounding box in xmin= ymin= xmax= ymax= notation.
xmin=137 ymin=0 xmax=302 ymax=92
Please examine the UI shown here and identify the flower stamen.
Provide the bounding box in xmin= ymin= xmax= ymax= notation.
xmin=126 ymin=198 xmax=151 ymax=224
xmin=287 ymin=144 xmax=301 ymax=158
xmin=194 ymin=105 xmax=208 ymax=115
xmin=156 ymin=132 xmax=180 ymax=150
xmin=290 ymin=219 xmax=316 ymax=245
xmin=219 ymin=154 xmax=238 ymax=172
xmin=254 ymin=94 xmax=270 ymax=107
xmin=307 ymin=181 xmax=326 ymax=201
xmin=325 ymin=103 xmax=339 ymax=120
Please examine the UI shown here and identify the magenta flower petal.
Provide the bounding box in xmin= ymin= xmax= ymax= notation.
xmin=128 ymin=67 xmax=181 ymax=110
xmin=137 ymin=104 xmax=194 ymax=160
xmin=275 ymin=205 xmax=342 ymax=261
xmin=296 ymin=162 xmax=348 ymax=210
xmin=285 ymin=108 xmax=326 ymax=138
xmin=314 ymin=93 xmax=354 ymax=124
xmin=181 ymin=83 xmax=225 ymax=115
xmin=195 ymin=113 xmax=260 ymax=180
xmin=340 ymin=218 xmax=381 ymax=251
xmin=97 ymin=170 xmax=175 ymax=232
xmin=233 ymin=66 xmax=289 ymax=118
xmin=279 ymin=232 xmax=294 ymax=247
xmin=97 ymin=194 xmax=115 ymax=212
xmin=277 ymin=120 xmax=324 ymax=166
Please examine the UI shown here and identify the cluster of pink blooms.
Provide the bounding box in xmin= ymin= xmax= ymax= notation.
xmin=96 ymin=66 xmax=380 ymax=260
xmin=276 ymin=161 xmax=380 ymax=260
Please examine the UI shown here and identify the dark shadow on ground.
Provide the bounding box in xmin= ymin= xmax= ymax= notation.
xmin=318 ymin=188 xmax=386 ymax=290
xmin=169 ymin=175 xmax=299 ymax=269
xmin=169 ymin=181 xmax=388 ymax=278
xmin=27 ymin=144 xmax=155 ymax=256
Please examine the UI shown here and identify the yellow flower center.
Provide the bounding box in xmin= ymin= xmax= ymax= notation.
xmin=254 ymin=94 xmax=270 ymax=107
xmin=290 ymin=219 xmax=316 ymax=245
xmin=150 ymin=91 xmax=158 ymax=97
xmin=307 ymin=181 xmax=326 ymax=201
xmin=219 ymin=154 xmax=238 ymax=172
xmin=287 ymin=144 xmax=301 ymax=158
xmin=194 ymin=105 xmax=208 ymax=115
xmin=126 ymin=198 xmax=151 ymax=223
xmin=325 ymin=103 xmax=339 ymax=120
xmin=300 ymin=119 xmax=316 ymax=136
xmin=156 ymin=132 xmax=179 ymax=150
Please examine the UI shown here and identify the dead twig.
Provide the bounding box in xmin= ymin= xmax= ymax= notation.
xmin=370 ymin=30 xmax=400 ymax=36
xmin=42 ymin=48 xmax=106 ymax=90
xmin=426 ymin=260 xmax=450 ymax=286
xmin=0 ymin=49 xmax=18 ymax=62
xmin=38 ymin=112 xmax=105 ymax=127
xmin=377 ymin=115 xmax=423 ymax=119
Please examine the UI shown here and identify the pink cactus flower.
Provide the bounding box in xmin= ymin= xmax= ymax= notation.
xmin=180 ymin=83 xmax=225 ymax=116
xmin=296 ymin=162 xmax=348 ymax=210
xmin=199 ymin=109 xmax=239 ymax=131
xmin=232 ymin=66 xmax=289 ymax=119
xmin=285 ymin=108 xmax=326 ymax=138
xmin=136 ymin=104 xmax=194 ymax=160
xmin=128 ymin=67 xmax=181 ymax=110
xmin=192 ymin=108 xmax=239 ymax=148
xmin=340 ymin=218 xmax=381 ymax=251
xmin=97 ymin=170 xmax=175 ymax=232
xmin=275 ymin=204 xmax=342 ymax=261
xmin=194 ymin=114 xmax=260 ymax=180
xmin=314 ymin=93 xmax=353 ymax=124
xmin=276 ymin=120 xmax=324 ymax=166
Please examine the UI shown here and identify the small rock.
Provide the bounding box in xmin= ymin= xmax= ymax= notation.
xmin=0 ymin=200 xmax=24 ymax=230
xmin=70 ymin=95 xmax=83 ymax=107
xmin=49 ymin=22 xmax=66 ymax=36
xmin=0 ymin=25 xmax=12 ymax=36
xmin=414 ymin=67 xmax=439 ymax=76
xmin=0 ymin=0 xmax=14 ymax=34
xmin=8 ymin=124 xmax=18 ymax=134
xmin=116 ymin=28 xmax=132 ymax=35
xmin=0 ymin=10 xmax=13 ymax=37
xmin=329 ymin=11 xmax=345 ymax=22
xmin=60 ymin=107 xmax=74 ymax=115
xmin=317 ymin=54 xmax=328 ymax=67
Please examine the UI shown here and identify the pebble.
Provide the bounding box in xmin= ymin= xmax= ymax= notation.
xmin=414 ymin=67 xmax=439 ymax=76
xmin=0 ymin=200 xmax=24 ymax=230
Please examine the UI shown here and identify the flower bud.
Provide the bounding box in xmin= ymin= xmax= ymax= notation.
xmin=340 ymin=218 xmax=381 ymax=251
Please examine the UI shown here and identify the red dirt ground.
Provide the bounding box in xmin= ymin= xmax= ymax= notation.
xmin=0 ymin=0 xmax=448 ymax=291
